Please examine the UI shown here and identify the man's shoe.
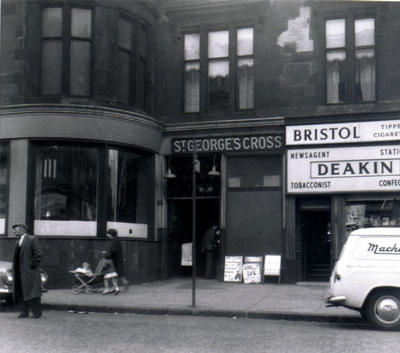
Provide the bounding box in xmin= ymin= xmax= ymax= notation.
xmin=32 ymin=313 xmax=42 ymax=319
xmin=17 ymin=313 xmax=28 ymax=318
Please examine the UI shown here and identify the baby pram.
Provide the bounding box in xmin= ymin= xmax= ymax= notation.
xmin=70 ymin=258 xmax=108 ymax=294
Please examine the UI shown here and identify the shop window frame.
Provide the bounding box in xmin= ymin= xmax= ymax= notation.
xmin=29 ymin=141 xmax=152 ymax=238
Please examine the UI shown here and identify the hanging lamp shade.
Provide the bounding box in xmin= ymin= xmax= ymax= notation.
xmin=165 ymin=167 xmax=176 ymax=179
xmin=208 ymin=164 xmax=220 ymax=176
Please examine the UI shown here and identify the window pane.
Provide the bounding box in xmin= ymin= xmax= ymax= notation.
xmin=117 ymin=50 xmax=130 ymax=104
xmin=355 ymin=49 xmax=375 ymax=102
xmin=119 ymin=18 xmax=132 ymax=51
xmin=184 ymin=33 xmax=200 ymax=60
xmin=227 ymin=155 xmax=281 ymax=188
xmin=0 ymin=145 xmax=8 ymax=234
xmin=42 ymin=7 xmax=62 ymax=37
xmin=71 ymin=8 xmax=92 ymax=38
xmin=208 ymin=60 xmax=229 ymax=110
xmin=106 ymin=150 xmax=148 ymax=238
xmin=70 ymin=40 xmax=90 ymax=96
xmin=326 ymin=50 xmax=346 ymax=104
xmin=137 ymin=57 xmax=146 ymax=110
xmin=34 ymin=145 xmax=98 ymax=236
xmin=238 ymin=58 xmax=254 ymax=110
xmin=208 ymin=31 xmax=229 ymax=58
xmin=184 ymin=62 xmax=200 ymax=113
xmin=237 ymin=28 xmax=253 ymax=56
xmin=41 ymin=41 xmax=62 ymax=95
xmin=138 ymin=25 xmax=147 ymax=58
xmin=355 ymin=18 xmax=374 ymax=47
xmin=326 ymin=19 xmax=345 ymax=48
xmin=167 ymin=155 xmax=220 ymax=198
xmin=345 ymin=199 xmax=400 ymax=236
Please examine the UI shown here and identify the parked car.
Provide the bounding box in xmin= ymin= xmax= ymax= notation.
xmin=325 ymin=227 xmax=400 ymax=330
xmin=0 ymin=260 xmax=48 ymax=304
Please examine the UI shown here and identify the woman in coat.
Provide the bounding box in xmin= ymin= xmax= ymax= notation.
xmin=106 ymin=228 xmax=129 ymax=290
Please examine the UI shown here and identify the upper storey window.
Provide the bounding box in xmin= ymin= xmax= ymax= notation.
xmin=41 ymin=6 xmax=92 ymax=97
xmin=183 ymin=27 xmax=254 ymax=113
xmin=208 ymin=30 xmax=230 ymax=111
xmin=237 ymin=28 xmax=254 ymax=110
xmin=117 ymin=18 xmax=133 ymax=104
xmin=184 ymin=33 xmax=200 ymax=113
xmin=325 ymin=17 xmax=375 ymax=104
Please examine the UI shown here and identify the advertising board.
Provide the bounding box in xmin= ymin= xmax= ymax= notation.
xmin=286 ymin=120 xmax=400 ymax=146
xmin=224 ymin=256 xmax=243 ymax=282
xmin=287 ymin=145 xmax=400 ymax=193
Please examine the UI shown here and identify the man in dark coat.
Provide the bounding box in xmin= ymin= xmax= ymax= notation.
xmin=12 ymin=224 xmax=43 ymax=318
xmin=106 ymin=228 xmax=129 ymax=291
xmin=201 ymin=225 xmax=219 ymax=279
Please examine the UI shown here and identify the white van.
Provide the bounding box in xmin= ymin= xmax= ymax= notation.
xmin=325 ymin=227 xmax=400 ymax=330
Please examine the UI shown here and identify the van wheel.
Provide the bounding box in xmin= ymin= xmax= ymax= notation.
xmin=364 ymin=290 xmax=400 ymax=330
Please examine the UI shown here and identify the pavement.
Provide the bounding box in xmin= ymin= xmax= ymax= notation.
xmin=40 ymin=277 xmax=362 ymax=323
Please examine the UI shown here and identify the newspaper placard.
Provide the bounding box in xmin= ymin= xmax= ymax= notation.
xmin=243 ymin=263 xmax=262 ymax=284
xmin=181 ymin=243 xmax=192 ymax=266
xmin=264 ymin=255 xmax=281 ymax=276
xmin=244 ymin=256 xmax=263 ymax=263
xmin=224 ymin=256 xmax=243 ymax=282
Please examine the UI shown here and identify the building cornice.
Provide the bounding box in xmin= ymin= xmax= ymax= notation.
xmin=164 ymin=116 xmax=284 ymax=133
xmin=0 ymin=104 xmax=164 ymax=132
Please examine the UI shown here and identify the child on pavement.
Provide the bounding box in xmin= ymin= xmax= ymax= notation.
xmin=100 ymin=251 xmax=119 ymax=295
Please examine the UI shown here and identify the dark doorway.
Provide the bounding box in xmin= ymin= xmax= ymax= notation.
xmin=300 ymin=210 xmax=331 ymax=281
xmin=167 ymin=199 xmax=220 ymax=278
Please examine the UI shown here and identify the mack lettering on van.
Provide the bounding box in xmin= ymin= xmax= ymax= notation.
xmin=368 ymin=242 xmax=400 ymax=254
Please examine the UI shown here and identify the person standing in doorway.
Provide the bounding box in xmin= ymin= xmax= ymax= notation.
xmin=201 ymin=225 xmax=219 ymax=279
xmin=12 ymin=224 xmax=43 ymax=318
xmin=106 ymin=228 xmax=129 ymax=291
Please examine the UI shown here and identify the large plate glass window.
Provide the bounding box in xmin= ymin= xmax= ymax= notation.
xmin=34 ymin=145 xmax=98 ymax=236
xmin=106 ymin=149 xmax=148 ymax=238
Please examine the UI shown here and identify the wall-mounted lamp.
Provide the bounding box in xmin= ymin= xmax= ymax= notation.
xmin=164 ymin=157 xmax=176 ymax=179
xmin=208 ymin=155 xmax=220 ymax=176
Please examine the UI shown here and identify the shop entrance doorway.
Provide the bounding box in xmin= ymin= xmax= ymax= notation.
xmin=300 ymin=210 xmax=331 ymax=281
xmin=167 ymin=199 xmax=220 ymax=278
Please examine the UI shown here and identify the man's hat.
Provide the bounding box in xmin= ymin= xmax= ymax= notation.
xmin=12 ymin=223 xmax=28 ymax=231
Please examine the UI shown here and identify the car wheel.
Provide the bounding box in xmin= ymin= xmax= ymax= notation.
xmin=363 ymin=290 xmax=400 ymax=330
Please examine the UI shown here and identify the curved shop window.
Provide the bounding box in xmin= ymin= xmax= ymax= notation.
xmin=33 ymin=144 xmax=151 ymax=237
